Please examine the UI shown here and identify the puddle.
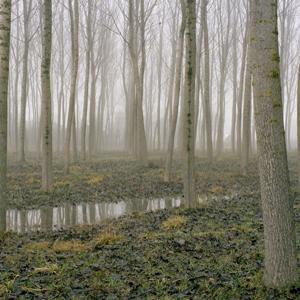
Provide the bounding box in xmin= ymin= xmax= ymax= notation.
xmin=5 ymin=197 xmax=182 ymax=233
xmin=2 ymin=193 xmax=231 ymax=233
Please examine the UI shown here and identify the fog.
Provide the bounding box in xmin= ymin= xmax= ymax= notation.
xmin=6 ymin=0 xmax=300 ymax=157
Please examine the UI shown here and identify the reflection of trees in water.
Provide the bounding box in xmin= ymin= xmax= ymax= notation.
xmin=5 ymin=197 xmax=182 ymax=233
xmin=71 ymin=205 xmax=76 ymax=225
xmin=0 ymin=205 xmax=6 ymax=233
xmin=82 ymin=203 xmax=88 ymax=223
xmin=41 ymin=207 xmax=53 ymax=230
xmin=89 ymin=203 xmax=96 ymax=224
xmin=20 ymin=210 xmax=27 ymax=233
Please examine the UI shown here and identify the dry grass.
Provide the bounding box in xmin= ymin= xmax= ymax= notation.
xmin=25 ymin=241 xmax=51 ymax=251
xmin=91 ymin=231 xmax=123 ymax=246
xmin=52 ymin=240 xmax=89 ymax=252
xmin=162 ymin=216 xmax=187 ymax=230
xmin=210 ymin=186 xmax=224 ymax=194
xmin=53 ymin=179 xmax=73 ymax=189
xmin=87 ymin=174 xmax=105 ymax=185
xmin=32 ymin=264 xmax=59 ymax=275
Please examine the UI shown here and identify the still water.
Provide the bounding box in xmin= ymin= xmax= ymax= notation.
xmin=5 ymin=197 xmax=183 ymax=233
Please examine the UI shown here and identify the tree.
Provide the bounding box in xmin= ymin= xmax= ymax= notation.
xmin=80 ymin=0 xmax=92 ymax=160
xmin=164 ymin=0 xmax=186 ymax=182
xmin=64 ymin=0 xmax=79 ymax=174
xmin=19 ymin=0 xmax=33 ymax=163
xmin=241 ymin=37 xmax=252 ymax=174
xmin=41 ymin=0 xmax=53 ymax=190
xmin=127 ymin=0 xmax=148 ymax=164
xmin=297 ymin=64 xmax=300 ymax=188
xmin=216 ymin=0 xmax=231 ymax=158
xmin=0 ymin=0 xmax=11 ymax=232
xmin=183 ymin=0 xmax=196 ymax=207
xmin=201 ymin=0 xmax=213 ymax=162
xmin=251 ymin=0 xmax=298 ymax=287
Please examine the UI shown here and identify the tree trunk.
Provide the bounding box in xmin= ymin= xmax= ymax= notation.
xmin=81 ymin=1 xmax=91 ymax=160
xmin=0 ymin=0 xmax=11 ymax=232
xmin=19 ymin=0 xmax=32 ymax=163
xmin=183 ymin=0 xmax=196 ymax=207
xmin=297 ymin=64 xmax=300 ymax=189
xmin=41 ymin=0 xmax=53 ymax=190
xmin=164 ymin=0 xmax=186 ymax=182
xmin=201 ymin=0 xmax=213 ymax=162
xmin=241 ymin=44 xmax=252 ymax=174
xmin=251 ymin=0 xmax=298 ymax=288
xmin=64 ymin=0 xmax=79 ymax=174
xmin=237 ymin=21 xmax=248 ymax=157
xmin=231 ymin=5 xmax=238 ymax=153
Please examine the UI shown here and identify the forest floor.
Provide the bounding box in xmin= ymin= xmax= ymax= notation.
xmin=1 ymin=154 xmax=300 ymax=299
xmin=7 ymin=153 xmax=261 ymax=210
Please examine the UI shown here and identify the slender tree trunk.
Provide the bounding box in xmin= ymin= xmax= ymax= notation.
xmin=13 ymin=1 xmax=20 ymax=153
xmin=0 ymin=0 xmax=11 ymax=232
xmin=297 ymin=64 xmax=300 ymax=189
xmin=237 ymin=21 xmax=248 ymax=157
xmin=202 ymin=0 xmax=213 ymax=162
xmin=64 ymin=0 xmax=79 ymax=174
xmin=241 ymin=44 xmax=252 ymax=174
xmin=41 ymin=0 xmax=53 ymax=190
xmin=137 ymin=0 xmax=148 ymax=163
xmin=183 ymin=0 xmax=196 ymax=207
xmin=88 ymin=52 xmax=96 ymax=158
xmin=57 ymin=4 xmax=65 ymax=156
xmin=19 ymin=0 xmax=32 ymax=163
xmin=164 ymin=0 xmax=186 ymax=182
xmin=251 ymin=0 xmax=298 ymax=288
xmin=156 ymin=7 xmax=165 ymax=151
xmin=231 ymin=6 xmax=238 ymax=153
xmin=81 ymin=1 xmax=91 ymax=160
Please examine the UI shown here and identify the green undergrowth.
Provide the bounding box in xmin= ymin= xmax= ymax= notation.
xmin=1 ymin=196 xmax=300 ymax=299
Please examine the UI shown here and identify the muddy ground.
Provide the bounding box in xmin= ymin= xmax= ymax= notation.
xmin=1 ymin=154 xmax=300 ymax=299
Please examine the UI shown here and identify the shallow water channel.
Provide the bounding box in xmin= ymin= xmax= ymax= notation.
xmin=5 ymin=197 xmax=183 ymax=233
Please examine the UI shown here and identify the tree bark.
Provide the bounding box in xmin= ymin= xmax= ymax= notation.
xmin=183 ymin=0 xmax=196 ymax=207
xmin=297 ymin=64 xmax=300 ymax=189
xmin=41 ymin=0 xmax=53 ymax=190
xmin=0 ymin=0 xmax=11 ymax=232
xmin=241 ymin=43 xmax=252 ymax=174
xmin=251 ymin=0 xmax=298 ymax=288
